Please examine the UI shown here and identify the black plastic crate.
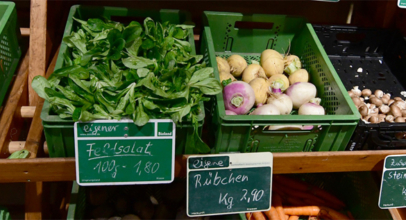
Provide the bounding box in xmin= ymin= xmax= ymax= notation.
xmin=313 ymin=25 xmax=406 ymax=150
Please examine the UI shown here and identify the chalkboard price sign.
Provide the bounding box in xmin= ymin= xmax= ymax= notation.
xmin=379 ymin=155 xmax=406 ymax=209
xmin=399 ymin=0 xmax=406 ymax=8
xmin=187 ymin=153 xmax=273 ymax=217
xmin=74 ymin=119 xmax=175 ymax=186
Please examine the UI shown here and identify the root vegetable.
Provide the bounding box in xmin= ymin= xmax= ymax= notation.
xmin=395 ymin=117 xmax=405 ymax=122
xmin=283 ymin=206 xmax=321 ymax=216
xmin=261 ymin=49 xmax=284 ymax=77
xmin=219 ymin=72 xmax=236 ymax=84
xmin=267 ymin=83 xmax=293 ymax=115
xmin=391 ymin=105 xmax=402 ymax=117
xmin=223 ymin=81 xmax=255 ymax=115
xmin=362 ymin=89 xmax=371 ymax=97
xmin=264 ymin=206 xmax=280 ymax=220
xmin=252 ymin=212 xmax=266 ymax=220
xmin=298 ymin=98 xmax=325 ymax=115
xmin=289 ymin=69 xmax=309 ymax=84
xmin=288 ymin=216 xmax=299 ymax=220
xmin=250 ymin=103 xmax=280 ymax=115
xmin=286 ymin=82 xmax=317 ymax=109
xmin=216 ymin=57 xmax=230 ymax=74
xmin=273 ymin=194 xmax=286 ymax=220
xmin=225 ymin=110 xmax=237 ymax=115
xmin=268 ymin=74 xmax=290 ymax=91
xmin=249 ymin=78 xmax=271 ymax=106
xmin=284 ymin=54 xmax=302 ymax=75
xmin=227 ymin=55 xmax=247 ymax=77
xmin=242 ymin=64 xmax=267 ymax=83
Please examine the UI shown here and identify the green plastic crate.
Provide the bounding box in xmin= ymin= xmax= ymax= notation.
xmin=0 ymin=2 xmax=22 ymax=108
xmin=201 ymin=11 xmax=360 ymax=153
xmin=41 ymin=5 xmax=203 ymax=157
xmin=239 ymin=172 xmax=392 ymax=220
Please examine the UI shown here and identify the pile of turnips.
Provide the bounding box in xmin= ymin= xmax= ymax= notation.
xmin=217 ymin=49 xmax=325 ymax=116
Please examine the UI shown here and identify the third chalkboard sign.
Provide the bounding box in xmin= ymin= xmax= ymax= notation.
xmin=379 ymin=155 xmax=406 ymax=209
xmin=187 ymin=152 xmax=273 ymax=217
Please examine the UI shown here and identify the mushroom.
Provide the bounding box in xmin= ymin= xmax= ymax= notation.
xmin=381 ymin=95 xmax=390 ymax=104
xmin=393 ymin=100 xmax=406 ymax=110
xmin=370 ymin=108 xmax=379 ymax=116
xmin=369 ymin=104 xmax=376 ymax=110
xmin=395 ymin=117 xmax=406 ymax=123
xmin=370 ymin=95 xmax=376 ymax=99
xmin=363 ymin=115 xmax=372 ymax=123
xmin=379 ymin=105 xmax=390 ymax=114
xmin=369 ymin=116 xmax=379 ymax=123
xmin=348 ymin=90 xmax=355 ymax=97
xmin=382 ymin=93 xmax=391 ymax=99
xmin=402 ymin=109 xmax=406 ymax=117
xmin=378 ymin=114 xmax=386 ymax=122
xmin=360 ymin=97 xmax=364 ymax=102
xmin=358 ymin=105 xmax=369 ymax=117
xmin=362 ymin=89 xmax=372 ymax=97
xmin=386 ymin=115 xmax=395 ymax=123
xmin=389 ymin=99 xmax=395 ymax=106
xmin=374 ymin=90 xmax=384 ymax=98
xmin=351 ymin=86 xmax=362 ymax=97
xmin=370 ymin=97 xmax=383 ymax=107
xmin=352 ymin=97 xmax=363 ymax=107
xmin=394 ymin=97 xmax=404 ymax=101
xmin=391 ymin=105 xmax=402 ymax=117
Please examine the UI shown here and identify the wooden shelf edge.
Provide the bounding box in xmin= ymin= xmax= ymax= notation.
xmin=2 ymin=150 xmax=406 ymax=182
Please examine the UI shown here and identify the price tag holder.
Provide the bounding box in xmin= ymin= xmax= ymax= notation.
xmin=187 ymin=152 xmax=272 ymax=217
xmin=379 ymin=155 xmax=406 ymax=208
xmin=74 ymin=119 xmax=175 ymax=186
xmin=399 ymin=0 xmax=406 ymax=8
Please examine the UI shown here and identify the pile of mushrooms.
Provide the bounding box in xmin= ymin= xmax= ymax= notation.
xmin=348 ymin=86 xmax=406 ymax=124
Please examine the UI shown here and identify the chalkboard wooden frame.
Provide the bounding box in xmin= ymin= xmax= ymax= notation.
xmin=74 ymin=119 xmax=175 ymax=186
xmin=186 ymin=152 xmax=273 ymax=217
xmin=379 ymin=154 xmax=406 ymax=209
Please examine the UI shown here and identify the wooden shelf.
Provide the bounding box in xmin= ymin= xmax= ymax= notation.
xmin=2 ymin=150 xmax=406 ymax=183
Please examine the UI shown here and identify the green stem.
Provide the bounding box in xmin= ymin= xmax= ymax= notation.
xmin=231 ymin=96 xmax=244 ymax=107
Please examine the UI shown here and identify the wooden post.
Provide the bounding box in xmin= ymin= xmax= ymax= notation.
xmin=28 ymin=0 xmax=47 ymax=106
xmin=25 ymin=182 xmax=43 ymax=220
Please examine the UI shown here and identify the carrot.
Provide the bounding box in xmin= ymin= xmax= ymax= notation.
xmin=273 ymin=194 xmax=286 ymax=220
xmin=285 ymin=215 xmax=289 ymax=220
xmin=308 ymin=217 xmax=321 ymax=220
xmin=274 ymin=175 xmax=309 ymax=191
xmin=246 ymin=213 xmax=252 ymax=220
xmin=264 ymin=206 xmax=280 ymax=220
xmin=283 ymin=206 xmax=321 ymax=216
xmin=309 ymin=187 xmax=346 ymax=208
xmin=320 ymin=207 xmax=349 ymax=220
xmin=288 ymin=216 xmax=299 ymax=220
xmin=252 ymin=212 xmax=266 ymax=220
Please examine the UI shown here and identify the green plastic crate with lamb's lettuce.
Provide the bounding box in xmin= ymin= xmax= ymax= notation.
xmin=34 ymin=5 xmax=221 ymax=157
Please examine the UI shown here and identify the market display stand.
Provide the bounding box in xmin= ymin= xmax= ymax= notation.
xmin=0 ymin=1 xmax=406 ymax=219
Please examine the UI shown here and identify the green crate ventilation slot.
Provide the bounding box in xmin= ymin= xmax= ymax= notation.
xmin=0 ymin=35 xmax=12 ymax=76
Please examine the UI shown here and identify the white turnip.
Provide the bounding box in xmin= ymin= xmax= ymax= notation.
xmin=298 ymin=98 xmax=325 ymax=115
xmin=289 ymin=69 xmax=309 ymax=84
xmin=286 ymin=82 xmax=317 ymax=109
xmin=250 ymin=103 xmax=280 ymax=115
xmin=223 ymin=81 xmax=255 ymax=115
xmin=267 ymin=83 xmax=293 ymax=115
xmin=268 ymin=74 xmax=289 ymax=91
xmin=242 ymin=64 xmax=267 ymax=83
xmin=225 ymin=110 xmax=237 ymax=115
xmin=227 ymin=55 xmax=247 ymax=77
xmin=249 ymin=77 xmax=270 ymax=106
xmin=260 ymin=49 xmax=284 ymax=77
xmin=216 ymin=57 xmax=230 ymax=74
xmin=284 ymin=54 xmax=302 ymax=75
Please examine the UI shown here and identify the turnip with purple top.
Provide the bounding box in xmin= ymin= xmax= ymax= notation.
xmin=223 ymin=81 xmax=255 ymax=115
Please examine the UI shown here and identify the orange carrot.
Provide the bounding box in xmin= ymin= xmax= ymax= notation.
xmin=252 ymin=212 xmax=266 ymax=220
xmin=273 ymin=194 xmax=286 ymax=220
xmin=274 ymin=175 xmax=309 ymax=191
xmin=320 ymin=207 xmax=349 ymax=220
xmin=309 ymin=187 xmax=346 ymax=208
xmin=246 ymin=213 xmax=252 ymax=220
xmin=285 ymin=215 xmax=290 ymax=220
xmin=264 ymin=206 xmax=280 ymax=220
xmin=288 ymin=216 xmax=299 ymax=220
xmin=283 ymin=206 xmax=321 ymax=216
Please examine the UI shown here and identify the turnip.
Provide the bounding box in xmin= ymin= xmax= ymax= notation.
xmin=260 ymin=49 xmax=284 ymax=77
xmin=250 ymin=103 xmax=280 ymax=115
xmin=242 ymin=64 xmax=267 ymax=83
xmin=227 ymin=55 xmax=247 ymax=77
xmin=249 ymin=77 xmax=270 ymax=106
xmin=286 ymin=82 xmax=317 ymax=109
xmin=298 ymin=98 xmax=325 ymax=115
xmin=216 ymin=57 xmax=230 ymax=74
xmin=223 ymin=81 xmax=255 ymax=115
xmin=284 ymin=55 xmax=302 ymax=75
xmin=268 ymin=74 xmax=289 ymax=91
xmin=225 ymin=110 xmax=237 ymax=115
xmin=267 ymin=83 xmax=293 ymax=115
xmin=219 ymin=71 xmax=236 ymax=83
xmin=289 ymin=69 xmax=309 ymax=84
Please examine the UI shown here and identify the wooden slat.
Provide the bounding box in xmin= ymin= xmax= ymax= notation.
xmin=0 ymin=52 xmax=29 ymax=158
xmin=25 ymin=182 xmax=42 ymax=220
xmin=19 ymin=106 xmax=36 ymax=118
xmin=28 ymin=0 xmax=47 ymax=106
xmin=2 ymin=150 xmax=406 ymax=182
xmin=20 ymin=28 xmax=30 ymax=37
